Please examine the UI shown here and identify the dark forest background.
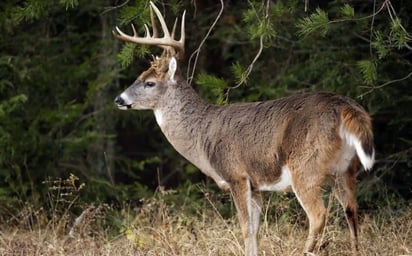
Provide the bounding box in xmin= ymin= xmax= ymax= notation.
xmin=0 ymin=0 xmax=411 ymax=221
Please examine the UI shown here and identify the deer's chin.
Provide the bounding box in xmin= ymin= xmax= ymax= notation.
xmin=117 ymin=104 xmax=132 ymax=110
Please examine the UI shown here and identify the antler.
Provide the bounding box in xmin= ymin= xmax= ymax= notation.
xmin=113 ymin=1 xmax=186 ymax=59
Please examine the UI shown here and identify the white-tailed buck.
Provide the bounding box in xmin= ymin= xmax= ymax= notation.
xmin=113 ymin=2 xmax=375 ymax=255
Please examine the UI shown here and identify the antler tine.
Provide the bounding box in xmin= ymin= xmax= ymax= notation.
xmin=150 ymin=4 xmax=158 ymax=38
xmin=148 ymin=1 xmax=185 ymax=58
xmin=171 ymin=18 xmax=178 ymax=39
xmin=143 ymin=24 xmax=151 ymax=37
xmin=114 ymin=26 xmax=132 ymax=40
xmin=113 ymin=1 xmax=186 ymax=59
xmin=148 ymin=2 xmax=170 ymax=52
xmin=149 ymin=2 xmax=170 ymax=38
xmin=130 ymin=24 xmax=137 ymax=36
xmin=180 ymin=10 xmax=186 ymax=45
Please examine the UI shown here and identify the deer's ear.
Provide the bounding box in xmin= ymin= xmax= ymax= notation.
xmin=168 ymin=56 xmax=177 ymax=83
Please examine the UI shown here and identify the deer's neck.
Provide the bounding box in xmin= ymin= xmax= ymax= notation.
xmin=153 ymin=82 xmax=222 ymax=181
xmin=154 ymin=82 xmax=212 ymax=151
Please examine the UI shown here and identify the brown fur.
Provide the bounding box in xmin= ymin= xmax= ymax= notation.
xmin=341 ymin=107 xmax=374 ymax=156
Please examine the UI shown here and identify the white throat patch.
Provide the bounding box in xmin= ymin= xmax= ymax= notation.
xmin=154 ymin=109 xmax=164 ymax=127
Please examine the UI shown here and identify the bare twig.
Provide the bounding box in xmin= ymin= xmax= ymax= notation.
xmin=224 ymin=0 xmax=270 ymax=101
xmin=358 ymin=71 xmax=412 ymax=98
xmin=369 ymin=0 xmax=377 ymax=56
xmin=187 ymin=0 xmax=224 ymax=85
xmin=102 ymin=0 xmax=131 ymax=15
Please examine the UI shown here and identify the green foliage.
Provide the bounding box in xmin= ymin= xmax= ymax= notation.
xmin=195 ymin=73 xmax=227 ymax=105
xmin=296 ymin=8 xmax=329 ymax=37
xmin=357 ymin=60 xmax=377 ymax=85
xmin=117 ymin=43 xmax=137 ymax=68
xmin=340 ymin=4 xmax=354 ymax=18
xmin=231 ymin=61 xmax=248 ymax=86
xmin=242 ymin=3 xmax=276 ymax=42
xmin=59 ymin=0 xmax=79 ymax=10
xmin=0 ymin=94 xmax=27 ymax=118
xmin=372 ymin=31 xmax=390 ymax=59
xmin=11 ymin=0 xmax=48 ymax=25
xmin=118 ymin=2 xmax=149 ymax=26
xmin=390 ymin=18 xmax=408 ymax=49
xmin=117 ymin=43 xmax=152 ymax=68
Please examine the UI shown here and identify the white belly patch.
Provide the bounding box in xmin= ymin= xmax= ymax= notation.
xmin=258 ymin=165 xmax=292 ymax=192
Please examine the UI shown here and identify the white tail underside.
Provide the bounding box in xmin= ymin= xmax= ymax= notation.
xmin=340 ymin=125 xmax=375 ymax=170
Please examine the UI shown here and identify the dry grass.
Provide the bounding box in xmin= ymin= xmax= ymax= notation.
xmin=0 ymin=191 xmax=411 ymax=256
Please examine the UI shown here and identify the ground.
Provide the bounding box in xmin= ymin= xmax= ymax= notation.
xmin=1 ymin=193 xmax=410 ymax=256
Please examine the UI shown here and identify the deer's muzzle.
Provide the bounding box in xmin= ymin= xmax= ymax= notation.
xmin=114 ymin=95 xmax=132 ymax=110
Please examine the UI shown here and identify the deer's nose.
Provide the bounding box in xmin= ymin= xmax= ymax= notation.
xmin=114 ymin=96 xmax=125 ymax=106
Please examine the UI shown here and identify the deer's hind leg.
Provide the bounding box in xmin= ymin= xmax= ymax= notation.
xmin=334 ymin=158 xmax=359 ymax=253
xmin=230 ymin=176 xmax=262 ymax=256
xmin=289 ymin=164 xmax=328 ymax=254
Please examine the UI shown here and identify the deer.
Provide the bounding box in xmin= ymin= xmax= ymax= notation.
xmin=113 ymin=2 xmax=375 ymax=255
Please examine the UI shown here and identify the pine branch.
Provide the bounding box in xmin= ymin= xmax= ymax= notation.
xmin=117 ymin=43 xmax=136 ymax=68
xmin=296 ymin=8 xmax=329 ymax=38
xmin=357 ymin=60 xmax=377 ymax=85
xmin=340 ymin=4 xmax=354 ymax=18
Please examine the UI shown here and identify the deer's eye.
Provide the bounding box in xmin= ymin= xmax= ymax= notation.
xmin=144 ymin=81 xmax=156 ymax=88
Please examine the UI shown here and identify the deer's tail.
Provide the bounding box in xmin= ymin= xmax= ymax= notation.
xmin=340 ymin=106 xmax=375 ymax=170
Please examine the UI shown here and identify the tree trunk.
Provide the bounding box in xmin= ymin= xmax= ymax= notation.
xmin=89 ymin=8 xmax=118 ymax=183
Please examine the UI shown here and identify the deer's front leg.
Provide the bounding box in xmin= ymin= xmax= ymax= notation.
xmin=230 ymin=177 xmax=262 ymax=256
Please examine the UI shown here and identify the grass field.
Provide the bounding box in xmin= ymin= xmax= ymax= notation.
xmin=0 ymin=189 xmax=410 ymax=256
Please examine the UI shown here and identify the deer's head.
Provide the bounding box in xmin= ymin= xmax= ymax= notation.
xmin=113 ymin=1 xmax=185 ymax=110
